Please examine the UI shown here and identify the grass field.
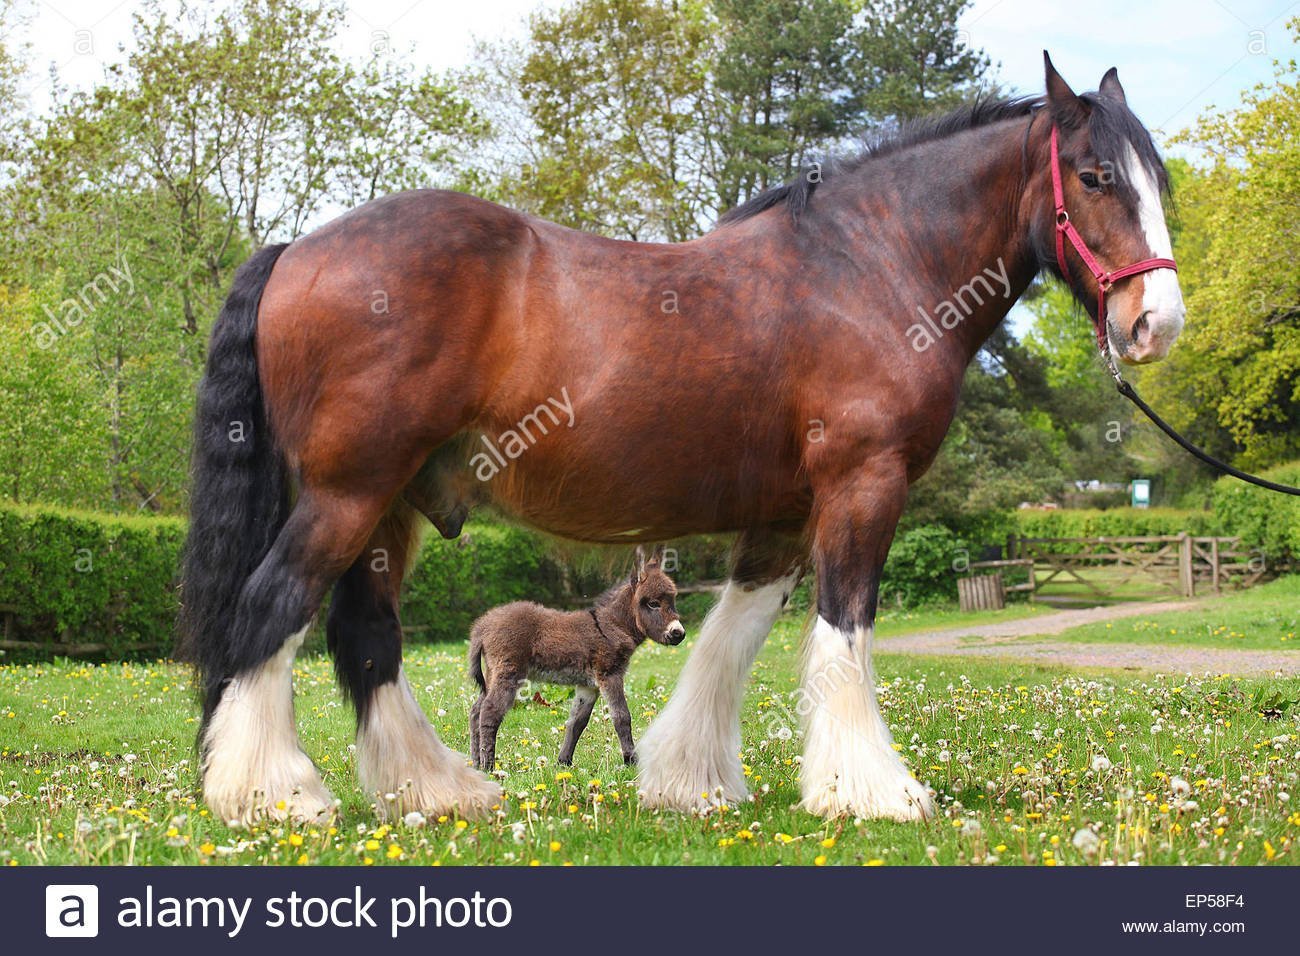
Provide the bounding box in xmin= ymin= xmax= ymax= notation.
xmin=2 ymin=594 xmax=1298 ymax=867
xmin=1030 ymin=576 xmax=1300 ymax=650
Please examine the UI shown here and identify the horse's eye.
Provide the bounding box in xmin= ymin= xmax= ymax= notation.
xmin=1079 ymin=171 xmax=1101 ymax=191
xmin=647 ymin=600 xmax=661 ymax=610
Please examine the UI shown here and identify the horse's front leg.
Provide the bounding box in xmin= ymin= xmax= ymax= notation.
xmin=801 ymin=461 xmax=933 ymax=821
xmin=637 ymin=530 xmax=803 ymax=810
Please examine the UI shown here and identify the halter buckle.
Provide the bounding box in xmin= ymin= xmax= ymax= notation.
xmin=1055 ymin=210 xmax=1070 ymax=228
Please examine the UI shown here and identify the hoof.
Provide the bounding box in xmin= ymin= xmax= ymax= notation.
xmin=203 ymin=748 xmax=337 ymax=827
xmin=372 ymin=756 xmax=503 ymax=822
xmin=800 ymin=750 xmax=934 ymax=821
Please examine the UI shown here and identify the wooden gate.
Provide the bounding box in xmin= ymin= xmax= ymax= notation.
xmin=1004 ymin=534 xmax=1263 ymax=602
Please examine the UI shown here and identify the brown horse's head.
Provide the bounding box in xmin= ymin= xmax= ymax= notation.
xmin=629 ymin=545 xmax=685 ymax=646
xmin=1040 ymin=53 xmax=1186 ymax=365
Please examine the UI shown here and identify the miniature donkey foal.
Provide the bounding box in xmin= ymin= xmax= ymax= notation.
xmin=469 ymin=546 xmax=685 ymax=769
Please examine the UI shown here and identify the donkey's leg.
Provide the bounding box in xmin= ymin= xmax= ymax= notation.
xmin=202 ymin=494 xmax=386 ymax=826
xmin=557 ymin=686 xmax=598 ymax=766
xmin=330 ymin=503 xmax=501 ymax=820
xmin=469 ymin=692 xmax=485 ymax=770
xmin=637 ymin=530 xmax=804 ymax=810
xmin=476 ymin=673 xmax=523 ymax=772
xmin=801 ymin=464 xmax=933 ymax=821
xmin=598 ymin=674 xmax=637 ymax=765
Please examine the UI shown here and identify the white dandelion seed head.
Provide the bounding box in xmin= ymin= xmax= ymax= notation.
xmin=1072 ymin=828 xmax=1100 ymax=853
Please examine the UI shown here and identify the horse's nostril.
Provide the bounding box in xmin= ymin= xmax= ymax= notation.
xmin=1133 ymin=311 xmax=1150 ymax=343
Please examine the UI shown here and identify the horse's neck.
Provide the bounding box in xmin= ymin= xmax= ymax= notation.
xmin=826 ymin=119 xmax=1042 ymax=364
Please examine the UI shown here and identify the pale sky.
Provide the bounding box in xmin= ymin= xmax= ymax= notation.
xmin=6 ymin=0 xmax=1297 ymax=152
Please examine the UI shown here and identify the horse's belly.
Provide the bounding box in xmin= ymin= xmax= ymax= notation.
xmin=484 ymin=443 xmax=810 ymax=543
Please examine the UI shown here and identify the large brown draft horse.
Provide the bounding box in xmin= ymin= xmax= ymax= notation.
xmin=178 ymin=55 xmax=1184 ymax=824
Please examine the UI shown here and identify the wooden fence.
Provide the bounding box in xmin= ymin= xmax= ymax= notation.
xmin=967 ymin=534 xmax=1264 ymax=603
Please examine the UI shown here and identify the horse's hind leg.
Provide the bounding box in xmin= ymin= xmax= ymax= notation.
xmin=202 ymin=492 xmax=388 ymax=826
xmin=637 ymin=529 xmax=804 ymax=810
xmin=329 ymin=502 xmax=500 ymax=820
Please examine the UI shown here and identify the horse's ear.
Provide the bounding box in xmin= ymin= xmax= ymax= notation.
xmin=1098 ymin=67 xmax=1126 ymax=105
xmin=1044 ymin=51 xmax=1088 ymax=130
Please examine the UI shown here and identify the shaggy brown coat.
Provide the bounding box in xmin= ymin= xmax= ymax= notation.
xmin=469 ymin=548 xmax=683 ymax=769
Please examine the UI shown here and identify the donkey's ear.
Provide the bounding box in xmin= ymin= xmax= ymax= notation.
xmin=650 ymin=543 xmax=666 ymax=565
xmin=1098 ymin=67 xmax=1126 ymax=105
xmin=633 ymin=545 xmax=647 ymax=583
xmin=1044 ymin=51 xmax=1088 ymax=130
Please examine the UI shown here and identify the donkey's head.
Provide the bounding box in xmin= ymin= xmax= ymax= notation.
xmin=629 ymin=545 xmax=685 ymax=646
xmin=1038 ymin=53 xmax=1185 ymax=365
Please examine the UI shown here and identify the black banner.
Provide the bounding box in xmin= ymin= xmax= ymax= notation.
xmin=4 ymin=865 xmax=1290 ymax=952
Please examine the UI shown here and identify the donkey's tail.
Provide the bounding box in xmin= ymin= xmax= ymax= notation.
xmin=468 ymin=631 xmax=486 ymax=691
xmin=177 ymin=243 xmax=290 ymax=722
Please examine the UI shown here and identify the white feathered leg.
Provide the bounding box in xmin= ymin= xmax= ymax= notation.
xmin=799 ymin=616 xmax=932 ymax=820
xmin=356 ymin=668 xmax=501 ymax=820
xmin=202 ymin=626 xmax=336 ymax=826
xmin=637 ymin=575 xmax=797 ymax=810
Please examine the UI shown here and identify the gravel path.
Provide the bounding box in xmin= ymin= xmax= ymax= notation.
xmin=880 ymin=600 xmax=1300 ymax=676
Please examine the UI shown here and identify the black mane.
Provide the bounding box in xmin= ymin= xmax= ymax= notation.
xmin=717 ymin=92 xmax=1168 ymax=226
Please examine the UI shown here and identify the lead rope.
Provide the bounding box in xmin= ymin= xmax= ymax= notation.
xmin=1099 ymin=348 xmax=1300 ymax=496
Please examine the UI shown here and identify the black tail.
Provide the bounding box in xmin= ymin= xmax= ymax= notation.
xmin=177 ymin=243 xmax=290 ymax=722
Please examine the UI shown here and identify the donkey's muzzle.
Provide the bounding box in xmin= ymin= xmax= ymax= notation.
xmin=666 ymin=622 xmax=686 ymax=645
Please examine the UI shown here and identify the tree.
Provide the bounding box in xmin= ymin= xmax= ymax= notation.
xmin=710 ymin=0 xmax=861 ymax=210
xmin=855 ymin=0 xmax=993 ymax=122
xmin=523 ymin=0 xmax=715 ymax=240
xmin=1143 ymin=22 xmax=1300 ymax=472
xmin=465 ymin=0 xmax=995 ymax=236
xmin=0 ymin=0 xmax=482 ymax=511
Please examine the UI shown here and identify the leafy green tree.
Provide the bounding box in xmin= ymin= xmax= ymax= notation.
xmin=905 ymin=348 xmax=1068 ymax=539
xmin=464 ymin=0 xmax=715 ymax=240
xmin=710 ymin=0 xmax=861 ymax=209
xmin=855 ymin=0 xmax=993 ymax=122
xmin=0 ymin=0 xmax=482 ymax=512
xmin=1144 ymin=23 xmax=1300 ymax=472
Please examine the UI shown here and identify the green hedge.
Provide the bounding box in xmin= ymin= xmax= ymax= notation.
xmin=1212 ymin=461 xmax=1300 ymax=564
xmin=0 ymin=503 xmax=186 ymax=657
xmin=880 ymin=524 xmax=966 ymax=607
xmin=400 ymin=523 xmax=569 ymax=643
xmin=0 ymin=502 xmax=734 ymax=656
xmin=1011 ymin=507 xmax=1221 ymax=542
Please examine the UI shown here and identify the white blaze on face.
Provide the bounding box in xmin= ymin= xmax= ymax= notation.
xmin=1119 ymin=143 xmax=1186 ymax=358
